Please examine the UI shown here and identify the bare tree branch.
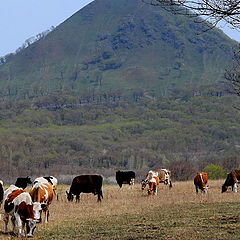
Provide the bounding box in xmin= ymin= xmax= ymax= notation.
xmin=142 ymin=0 xmax=240 ymax=29
xmin=142 ymin=0 xmax=240 ymax=96
xmin=225 ymin=45 xmax=240 ymax=96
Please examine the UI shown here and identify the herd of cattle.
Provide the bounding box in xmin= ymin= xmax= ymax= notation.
xmin=0 ymin=168 xmax=239 ymax=237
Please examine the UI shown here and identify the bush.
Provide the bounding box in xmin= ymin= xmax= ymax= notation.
xmin=203 ymin=164 xmax=226 ymax=179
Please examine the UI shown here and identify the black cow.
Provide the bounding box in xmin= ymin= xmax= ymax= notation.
xmin=222 ymin=169 xmax=240 ymax=193
xmin=116 ymin=171 xmax=135 ymax=188
xmin=0 ymin=180 xmax=3 ymax=204
xmin=15 ymin=176 xmax=32 ymax=189
xmin=66 ymin=175 xmax=103 ymax=202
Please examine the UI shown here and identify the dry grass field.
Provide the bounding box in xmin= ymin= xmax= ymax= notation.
xmin=1 ymin=180 xmax=240 ymax=239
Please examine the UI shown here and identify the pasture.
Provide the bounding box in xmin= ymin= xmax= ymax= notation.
xmin=1 ymin=180 xmax=240 ymax=239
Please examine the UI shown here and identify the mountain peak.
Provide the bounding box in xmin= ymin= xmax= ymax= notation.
xmin=0 ymin=0 xmax=235 ymax=99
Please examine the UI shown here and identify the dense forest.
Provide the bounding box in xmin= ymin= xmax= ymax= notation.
xmin=0 ymin=83 xmax=239 ymax=181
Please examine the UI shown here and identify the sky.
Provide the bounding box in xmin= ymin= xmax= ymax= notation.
xmin=0 ymin=0 xmax=239 ymax=57
xmin=0 ymin=0 xmax=93 ymax=57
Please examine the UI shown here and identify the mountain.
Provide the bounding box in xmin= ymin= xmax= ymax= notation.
xmin=0 ymin=0 xmax=237 ymax=99
xmin=0 ymin=0 xmax=239 ymax=181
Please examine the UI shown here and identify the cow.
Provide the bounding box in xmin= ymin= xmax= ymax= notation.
xmin=141 ymin=169 xmax=172 ymax=190
xmin=33 ymin=176 xmax=58 ymax=190
xmin=155 ymin=169 xmax=173 ymax=188
xmin=115 ymin=171 xmax=135 ymax=188
xmin=66 ymin=175 xmax=103 ymax=202
xmin=3 ymin=189 xmax=36 ymax=237
xmin=33 ymin=176 xmax=58 ymax=198
xmin=141 ymin=174 xmax=160 ymax=195
xmin=144 ymin=169 xmax=172 ymax=188
xmin=222 ymin=169 xmax=240 ymax=193
xmin=0 ymin=180 xmax=3 ymax=204
xmin=29 ymin=182 xmax=54 ymax=223
xmin=15 ymin=176 xmax=32 ymax=189
xmin=194 ymin=172 xmax=208 ymax=193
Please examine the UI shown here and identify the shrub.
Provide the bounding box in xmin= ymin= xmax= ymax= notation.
xmin=203 ymin=164 xmax=226 ymax=179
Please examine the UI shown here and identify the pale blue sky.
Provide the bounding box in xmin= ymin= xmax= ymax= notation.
xmin=0 ymin=0 xmax=93 ymax=56
xmin=0 ymin=0 xmax=239 ymax=57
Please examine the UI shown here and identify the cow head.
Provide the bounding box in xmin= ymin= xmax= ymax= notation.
xmin=26 ymin=218 xmax=37 ymax=237
xmin=66 ymin=191 xmax=74 ymax=201
xmin=222 ymin=184 xmax=228 ymax=193
xmin=202 ymin=186 xmax=209 ymax=193
xmin=26 ymin=176 xmax=32 ymax=185
xmin=33 ymin=202 xmax=46 ymax=223
xmin=141 ymin=179 xmax=148 ymax=190
xmin=15 ymin=176 xmax=32 ymax=189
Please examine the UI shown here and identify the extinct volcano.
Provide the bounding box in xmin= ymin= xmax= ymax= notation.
xmin=0 ymin=0 xmax=236 ymax=98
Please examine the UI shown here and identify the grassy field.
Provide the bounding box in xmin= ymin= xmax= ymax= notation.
xmin=1 ymin=180 xmax=240 ymax=239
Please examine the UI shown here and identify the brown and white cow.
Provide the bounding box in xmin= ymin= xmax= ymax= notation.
xmin=33 ymin=176 xmax=58 ymax=199
xmin=155 ymin=169 xmax=173 ymax=188
xmin=29 ymin=182 xmax=54 ymax=223
xmin=141 ymin=171 xmax=160 ymax=195
xmin=143 ymin=169 xmax=172 ymax=188
xmin=222 ymin=169 xmax=240 ymax=193
xmin=147 ymin=175 xmax=160 ymax=195
xmin=194 ymin=172 xmax=208 ymax=194
xmin=3 ymin=189 xmax=37 ymax=237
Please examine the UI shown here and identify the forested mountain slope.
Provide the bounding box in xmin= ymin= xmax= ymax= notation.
xmin=0 ymin=0 xmax=236 ymax=99
xmin=0 ymin=0 xmax=239 ymax=180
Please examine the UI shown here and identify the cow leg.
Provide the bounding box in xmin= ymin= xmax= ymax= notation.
xmin=15 ymin=215 xmax=24 ymax=237
xmin=99 ymin=190 xmax=103 ymax=200
xmin=131 ymin=178 xmax=135 ymax=186
xmin=97 ymin=193 xmax=101 ymax=202
xmin=44 ymin=209 xmax=49 ymax=223
xmin=154 ymin=186 xmax=157 ymax=196
xmin=22 ymin=222 xmax=26 ymax=235
xmin=76 ymin=194 xmax=80 ymax=202
xmin=47 ymin=210 xmax=50 ymax=223
xmin=195 ymin=185 xmax=199 ymax=194
xmin=11 ymin=216 xmax=16 ymax=235
xmin=3 ymin=213 xmax=9 ymax=233
xmin=233 ymin=183 xmax=238 ymax=193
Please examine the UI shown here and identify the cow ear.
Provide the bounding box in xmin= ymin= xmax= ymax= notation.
xmin=66 ymin=191 xmax=69 ymax=195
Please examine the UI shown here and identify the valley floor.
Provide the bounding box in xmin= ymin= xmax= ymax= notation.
xmin=1 ymin=180 xmax=240 ymax=239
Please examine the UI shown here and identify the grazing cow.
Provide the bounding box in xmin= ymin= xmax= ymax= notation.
xmin=66 ymin=175 xmax=103 ymax=202
xmin=33 ymin=176 xmax=58 ymax=198
xmin=15 ymin=177 xmax=32 ymax=189
xmin=29 ymin=182 xmax=54 ymax=223
xmin=144 ymin=169 xmax=172 ymax=188
xmin=156 ymin=169 xmax=173 ymax=188
xmin=194 ymin=172 xmax=208 ymax=193
xmin=222 ymin=170 xmax=240 ymax=193
xmin=3 ymin=189 xmax=36 ymax=237
xmin=115 ymin=171 xmax=135 ymax=188
xmin=0 ymin=180 xmax=3 ymax=204
xmin=141 ymin=175 xmax=160 ymax=195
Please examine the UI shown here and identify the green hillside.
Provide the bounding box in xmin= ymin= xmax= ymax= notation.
xmin=0 ymin=0 xmax=236 ymax=99
xmin=0 ymin=0 xmax=239 ymax=180
xmin=0 ymin=91 xmax=239 ymax=180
